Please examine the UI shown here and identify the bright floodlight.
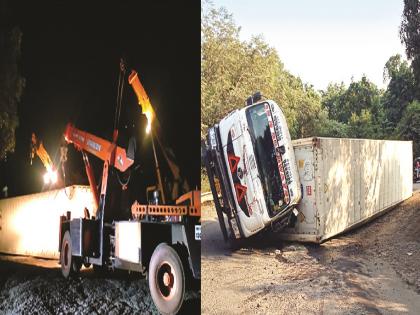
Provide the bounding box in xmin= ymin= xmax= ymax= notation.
xmin=144 ymin=111 xmax=152 ymax=134
xmin=50 ymin=170 xmax=58 ymax=184
xmin=43 ymin=172 xmax=50 ymax=184
xmin=44 ymin=170 xmax=58 ymax=184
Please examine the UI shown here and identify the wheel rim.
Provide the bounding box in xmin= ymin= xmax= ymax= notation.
xmin=156 ymin=261 xmax=177 ymax=301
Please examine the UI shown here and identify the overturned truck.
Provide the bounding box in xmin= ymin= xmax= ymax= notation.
xmin=203 ymin=94 xmax=302 ymax=242
xmin=203 ymin=93 xmax=412 ymax=244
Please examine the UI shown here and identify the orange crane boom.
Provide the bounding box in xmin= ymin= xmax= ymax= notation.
xmin=30 ymin=133 xmax=58 ymax=184
xmin=64 ymin=124 xmax=134 ymax=172
xmin=128 ymin=70 xmax=189 ymax=202
xmin=63 ymin=123 xmax=134 ymax=211
xmin=128 ymin=70 xmax=155 ymax=134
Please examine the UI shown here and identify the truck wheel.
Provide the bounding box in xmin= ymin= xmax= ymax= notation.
xmin=149 ymin=243 xmax=185 ymax=315
xmin=60 ymin=231 xmax=75 ymax=278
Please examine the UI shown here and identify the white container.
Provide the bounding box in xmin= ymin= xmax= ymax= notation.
xmin=279 ymin=137 xmax=413 ymax=243
xmin=0 ymin=185 xmax=95 ymax=258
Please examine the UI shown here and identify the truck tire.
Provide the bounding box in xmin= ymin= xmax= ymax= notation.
xmin=60 ymin=231 xmax=76 ymax=278
xmin=148 ymin=243 xmax=185 ymax=315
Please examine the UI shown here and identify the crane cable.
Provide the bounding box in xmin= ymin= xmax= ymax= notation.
xmin=59 ymin=142 xmax=71 ymax=199
xmin=114 ymin=59 xmax=131 ymax=189
xmin=114 ymin=59 xmax=126 ymax=132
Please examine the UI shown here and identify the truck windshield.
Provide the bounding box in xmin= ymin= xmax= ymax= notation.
xmin=246 ymin=103 xmax=285 ymax=217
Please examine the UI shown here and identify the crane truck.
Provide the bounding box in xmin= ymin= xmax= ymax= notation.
xmin=58 ymin=64 xmax=200 ymax=315
xmin=202 ymin=92 xmax=302 ymax=242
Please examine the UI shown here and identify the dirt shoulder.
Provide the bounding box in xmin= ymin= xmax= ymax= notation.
xmin=202 ymin=192 xmax=420 ymax=314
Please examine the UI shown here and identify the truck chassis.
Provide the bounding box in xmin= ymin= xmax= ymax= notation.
xmin=59 ymin=192 xmax=200 ymax=315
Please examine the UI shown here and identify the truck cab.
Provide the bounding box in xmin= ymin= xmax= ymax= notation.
xmin=203 ymin=95 xmax=301 ymax=240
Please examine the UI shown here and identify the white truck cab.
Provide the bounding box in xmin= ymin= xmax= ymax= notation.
xmin=203 ymin=94 xmax=302 ymax=240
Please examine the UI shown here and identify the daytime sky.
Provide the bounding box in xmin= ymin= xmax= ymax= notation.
xmin=212 ymin=0 xmax=406 ymax=90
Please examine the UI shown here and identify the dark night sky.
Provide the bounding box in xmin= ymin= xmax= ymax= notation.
xmin=1 ymin=1 xmax=200 ymax=197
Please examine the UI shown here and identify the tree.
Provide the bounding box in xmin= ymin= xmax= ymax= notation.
xmin=348 ymin=109 xmax=375 ymax=139
xmin=341 ymin=76 xmax=383 ymax=125
xmin=382 ymin=54 xmax=415 ymax=130
xmin=320 ymin=76 xmax=384 ymax=139
xmin=0 ymin=0 xmax=25 ymax=160
xmin=316 ymin=117 xmax=349 ymax=138
xmin=201 ymin=4 xmax=325 ymax=140
xmin=320 ymin=82 xmax=347 ymax=122
xmin=201 ymin=6 xmax=283 ymax=138
xmin=395 ymin=100 xmax=420 ymax=157
xmin=400 ymin=0 xmax=420 ymax=98
xmin=283 ymin=79 xmax=325 ymax=139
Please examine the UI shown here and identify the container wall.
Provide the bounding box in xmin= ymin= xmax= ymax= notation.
xmin=281 ymin=137 xmax=412 ymax=242
xmin=0 ymin=186 xmax=95 ymax=259
xmin=318 ymin=138 xmax=412 ymax=240
xmin=319 ymin=138 xmax=360 ymax=237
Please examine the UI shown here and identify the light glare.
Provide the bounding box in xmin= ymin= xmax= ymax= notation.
xmin=43 ymin=172 xmax=50 ymax=184
xmin=50 ymin=171 xmax=58 ymax=184
xmin=144 ymin=111 xmax=152 ymax=134
xmin=44 ymin=170 xmax=58 ymax=185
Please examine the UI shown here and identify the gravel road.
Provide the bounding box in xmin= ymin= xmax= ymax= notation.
xmin=202 ymin=191 xmax=420 ymax=314
xmin=0 ymin=255 xmax=200 ymax=314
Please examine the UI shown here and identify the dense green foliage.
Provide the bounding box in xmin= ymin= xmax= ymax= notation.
xmin=201 ymin=6 xmax=325 ymax=140
xmin=400 ymin=0 xmax=420 ymax=99
xmin=396 ymin=100 xmax=420 ymax=157
xmin=383 ymin=55 xmax=416 ymax=131
xmin=202 ymin=4 xmax=420 ymax=157
xmin=0 ymin=0 xmax=25 ymax=160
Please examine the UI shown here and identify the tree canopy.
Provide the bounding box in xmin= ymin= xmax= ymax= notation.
xmin=202 ymin=3 xmax=420 ymax=157
xmin=400 ymin=0 xmax=420 ymax=98
xmin=201 ymin=5 xmax=325 ymax=140
xmin=0 ymin=0 xmax=25 ymax=160
xmin=382 ymin=54 xmax=415 ymax=131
